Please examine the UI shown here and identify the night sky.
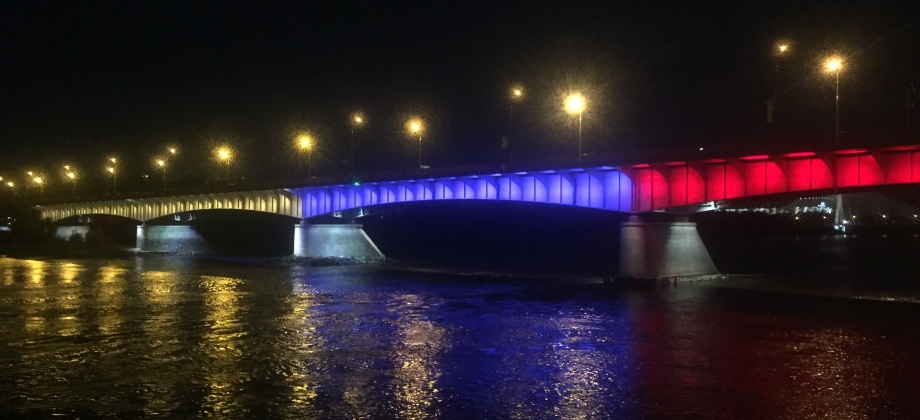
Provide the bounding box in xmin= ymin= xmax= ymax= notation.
xmin=1 ymin=1 xmax=918 ymax=191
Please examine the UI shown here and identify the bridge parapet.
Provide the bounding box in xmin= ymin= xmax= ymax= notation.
xmin=622 ymin=145 xmax=920 ymax=212
xmin=35 ymin=189 xmax=301 ymax=222
xmin=289 ymin=167 xmax=633 ymax=218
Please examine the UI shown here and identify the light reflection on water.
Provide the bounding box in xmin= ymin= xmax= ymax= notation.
xmin=0 ymin=256 xmax=919 ymax=418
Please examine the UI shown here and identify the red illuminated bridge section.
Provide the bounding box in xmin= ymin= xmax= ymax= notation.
xmin=621 ymin=145 xmax=920 ymax=212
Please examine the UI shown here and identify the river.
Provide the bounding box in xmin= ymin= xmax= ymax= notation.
xmin=2 ymin=234 xmax=920 ymax=419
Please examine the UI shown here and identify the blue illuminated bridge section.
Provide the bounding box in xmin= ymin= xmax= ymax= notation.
xmin=293 ymin=167 xmax=633 ymax=218
xmin=36 ymin=166 xmax=634 ymax=222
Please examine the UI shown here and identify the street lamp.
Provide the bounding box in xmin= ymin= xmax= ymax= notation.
xmin=351 ymin=113 xmax=364 ymax=175
xmin=215 ymin=147 xmax=232 ymax=182
xmin=155 ymin=158 xmax=167 ymax=191
xmin=33 ymin=176 xmax=44 ymax=196
xmin=106 ymin=166 xmax=116 ymax=194
xmin=508 ymin=86 xmax=524 ymax=167
xmin=824 ymin=56 xmax=844 ymax=145
xmin=66 ymin=171 xmax=76 ymax=196
xmin=564 ymin=92 xmax=587 ymax=163
xmin=295 ymin=134 xmax=314 ymax=177
xmin=107 ymin=157 xmax=118 ymax=194
xmin=407 ymin=118 xmax=424 ymax=169
xmin=772 ymin=42 xmax=790 ymax=144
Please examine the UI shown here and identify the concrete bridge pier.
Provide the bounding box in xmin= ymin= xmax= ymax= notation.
xmin=136 ymin=224 xmax=213 ymax=253
xmin=293 ymin=220 xmax=384 ymax=259
xmin=618 ymin=216 xmax=719 ymax=280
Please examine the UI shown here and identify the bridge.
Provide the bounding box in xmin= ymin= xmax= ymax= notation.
xmin=34 ymin=144 xmax=920 ymax=280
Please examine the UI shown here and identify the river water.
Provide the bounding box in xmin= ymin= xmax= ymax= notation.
xmin=2 ymin=236 xmax=920 ymax=419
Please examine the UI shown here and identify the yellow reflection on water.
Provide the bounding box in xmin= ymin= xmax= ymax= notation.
xmin=3 ymin=267 xmax=13 ymax=286
xmin=95 ymin=265 xmax=128 ymax=334
xmin=389 ymin=293 xmax=445 ymax=419
xmin=24 ymin=259 xmax=45 ymax=287
xmin=199 ymin=275 xmax=245 ymax=416
xmin=283 ymin=281 xmax=321 ymax=411
xmin=59 ymin=263 xmax=81 ymax=284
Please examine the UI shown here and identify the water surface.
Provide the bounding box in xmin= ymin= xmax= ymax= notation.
xmin=1 ymin=245 xmax=919 ymax=419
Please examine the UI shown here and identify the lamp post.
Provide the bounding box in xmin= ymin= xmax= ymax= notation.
xmin=65 ymin=171 xmax=76 ymax=196
xmin=33 ymin=176 xmax=44 ymax=196
xmin=824 ymin=56 xmax=844 ymax=145
xmin=351 ymin=114 xmax=363 ymax=176
xmin=509 ymin=86 xmax=524 ymax=167
xmin=407 ymin=118 xmax=424 ymax=169
xmin=565 ymin=93 xmax=587 ymax=163
xmin=108 ymin=157 xmax=118 ymax=194
xmin=155 ymin=158 xmax=167 ymax=191
xmin=296 ymin=135 xmax=314 ymax=178
xmin=215 ymin=147 xmax=232 ymax=185
xmin=773 ymin=43 xmax=789 ymax=144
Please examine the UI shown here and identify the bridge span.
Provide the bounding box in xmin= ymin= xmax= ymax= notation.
xmin=33 ymin=144 xmax=920 ymax=280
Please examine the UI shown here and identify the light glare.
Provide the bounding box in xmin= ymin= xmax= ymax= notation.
xmin=407 ymin=118 xmax=423 ymax=135
xmin=565 ymin=93 xmax=586 ymax=115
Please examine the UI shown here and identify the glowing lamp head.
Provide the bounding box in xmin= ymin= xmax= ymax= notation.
xmin=63 ymin=165 xmax=70 ymax=170
xmin=109 ymin=157 xmax=117 ymax=163
xmin=26 ymin=171 xmax=33 ymax=176
xmin=824 ymin=57 xmax=843 ymax=73
xmin=66 ymin=172 xmax=75 ymax=179
xmin=156 ymin=159 xmax=165 ymax=167
xmin=33 ymin=177 xmax=42 ymax=185
xmin=565 ymin=93 xmax=586 ymax=115
xmin=353 ymin=114 xmax=364 ymax=125
xmin=778 ymin=44 xmax=788 ymax=53
xmin=511 ymin=86 xmax=524 ymax=100
xmin=407 ymin=118 xmax=423 ymax=135
xmin=169 ymin=147 xmax=177 ymax=154
xmin=297 ymin=135 xmax=313 ymax=151
xmin=216 ymin=148 xmax=232 ymax=162
xmin=107 ymin=167 xmax=115 ymax=174
xmin=6 ymin=182 xmax=13 ymax=188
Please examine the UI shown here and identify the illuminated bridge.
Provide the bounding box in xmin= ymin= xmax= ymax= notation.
xmin=34 ymin=144 xmax=920 ymax=279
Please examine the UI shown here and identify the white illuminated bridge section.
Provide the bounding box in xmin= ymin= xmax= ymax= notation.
xmin=36 ymin=167 xmax=633 ymax=222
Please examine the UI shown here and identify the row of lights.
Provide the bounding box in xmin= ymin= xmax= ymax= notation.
xmin=3 ymin=46 xmax=844 ymax=196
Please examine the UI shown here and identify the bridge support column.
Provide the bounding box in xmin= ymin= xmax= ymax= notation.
xmin=618 ymin=216 xmax=719 ymax=279
xmin=293 ymin=220 xmax=384 ymax=259
xmin=136 ymin=224 xmax=213 ymax=253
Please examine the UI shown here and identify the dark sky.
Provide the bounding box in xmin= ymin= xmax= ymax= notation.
xmin=1 ymin=1 xmax=919 ymax=190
